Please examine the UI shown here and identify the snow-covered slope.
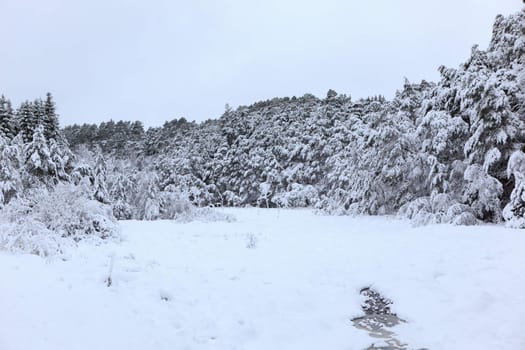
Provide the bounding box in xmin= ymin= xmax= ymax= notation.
xmin=1 ymin=208 xmax=524 ymax=349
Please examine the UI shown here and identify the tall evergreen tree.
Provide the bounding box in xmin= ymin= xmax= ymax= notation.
xmin=17 ymin=101 xmax=37 ymax=143
xmin=44 ymin=92 xmax=60 ymax=141
xmin=24 ymin=125 xmax=57 ymax=184
xmin=93 ymin=151 xmax=110 ymax=203
xmin=0 ymin=95 xmax=15 ymax=139
xmin=0 ymin=136 xmax=22 ymax=206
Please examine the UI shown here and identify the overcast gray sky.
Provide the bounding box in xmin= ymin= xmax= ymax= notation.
xmin=0 ymin=0 xmax=522 ymax=127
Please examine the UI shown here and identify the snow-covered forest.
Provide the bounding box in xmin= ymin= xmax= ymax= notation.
xmin=52 ymin=10 xmax=525 ymax=227
xmin=0 ymin=9 xmax=524 ymax=237
xmin=1 ymin=7 xmax=525 ymax=350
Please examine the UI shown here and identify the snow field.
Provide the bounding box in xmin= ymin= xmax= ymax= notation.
xmin=1 ymin=208 xmax=524 ymax=350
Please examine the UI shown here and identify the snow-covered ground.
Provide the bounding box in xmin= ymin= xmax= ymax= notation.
xmin=1 ymin=208 xmax=524 ymax=350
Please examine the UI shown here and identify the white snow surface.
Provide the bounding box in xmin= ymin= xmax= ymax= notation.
xmin=1 ymin=208 xmax=524 ymax=350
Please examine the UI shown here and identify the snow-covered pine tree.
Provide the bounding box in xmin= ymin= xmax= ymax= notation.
xmin=24 ymin=125 xmax=57 ymax=185
xmin=49 ymin=138 xmax=73 ymax=182
xmin=133 ymin=172 xmax=161 ymax=220
xmin=43 ymin=92 xmax=61 ymax=141
xmin=0 ymin=96 xmax=14 ymax=140
xmin=0 ymin=136 xmax=22 ymax=207
xmin=32 ymin=99 xmax=46 ymax=131
xmin=17 ymin=101 xmax=37 ymax=143
xmin=109 ymin=172 xmax=135 ymax=219
xmin=93 ymin=151 xmax=110 ymax=204
xmin=461 ymin=46 xmax=523 ymax=175
xmin=503 ymin=151 xmax=525 ymax=228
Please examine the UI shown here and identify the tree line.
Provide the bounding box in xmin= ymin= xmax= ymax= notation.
xmin=2 ymin=9 xmax=525 ymax=227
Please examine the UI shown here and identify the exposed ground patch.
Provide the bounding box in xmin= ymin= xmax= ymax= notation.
xmin=352 ymin=287 xmax=427 ymax=350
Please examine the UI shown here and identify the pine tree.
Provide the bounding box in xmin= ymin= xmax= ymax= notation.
xmin=49 ymin=138 xmax=73 ymax=181
xmin=0 ymin=136 xmax=22 ymax=206
xmin=44 ymin=92 xmax=60 ymax=141
xmin=24 ymin=125 xmax=57 ymax=184
xmin=17 ymin=101 xmax=37 ymax=143
xmin=133 ymin=172 xmax=161 ymax=220
xmin=109 ymin=172 xmax=134 ymax=219
xmin=93 ymin=151 xmax=110 ymax=203
xmin=32 ymin=99 xmax=45 ymax=125
xmin=503 ymin=151 xmax=525 ymax=228
xmin=0 ymin=95 xmax=14 ymax=139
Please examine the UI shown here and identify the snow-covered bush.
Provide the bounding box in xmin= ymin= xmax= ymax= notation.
xmin=463 ymin=164 xmax=503 ymax=223
xmin=0 ymin=220 xmax=62 ymax=257
xmin=0 ymin=183 xmax=119 ymax=256
xmin=397 ymin=197 xmax=431 ymax=224
xmin=191 ymin=207 xmax=236 ymax=223
xmin=273 ymin=183 xmax=319 ymax=208
xmin=223 ymin=190 xmax=242 ymax=207
xmin=316 ymin=193 xmax=350 ymax=216
xmin=397 ymin=193 xmax=478 ymax=226
xmin=257 ymin=182 xmax=272 ymax=208
xmin=160 ymin=190 xmax=195 ymax=220
xmin=161 ymin=189 xmax=235 ymax=222
xmin=447 ymin=204 xmax=478 ymax=226
xmin=112 ymin=200 xmax=134 ymax=220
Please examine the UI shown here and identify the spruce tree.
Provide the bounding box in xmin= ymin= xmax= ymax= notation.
xmin=0 ymin=136 xmax=22 ymax=206
xmin=24 ymin=125 xmax=56 ymax=183
xmin=93 ymin=151 xmax=110 ymax=203
xmin=32 ymin=99 xmax=46 ymax=134
xmin=44 ymin=92 xmax=60 ymax=141
xmin=49 ymin=138 xmax=73 ymax=181
xmin=0 ymin=95 xmax=14 ymax=139
xmin=109 ymin=173 xmax=134 ymax=219
xmin=17 ymin=101 xmax=37 ymax=143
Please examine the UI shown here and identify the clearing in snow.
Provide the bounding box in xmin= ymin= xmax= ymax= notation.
xmin=1 ymin=208 xmax=524 ymax=350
